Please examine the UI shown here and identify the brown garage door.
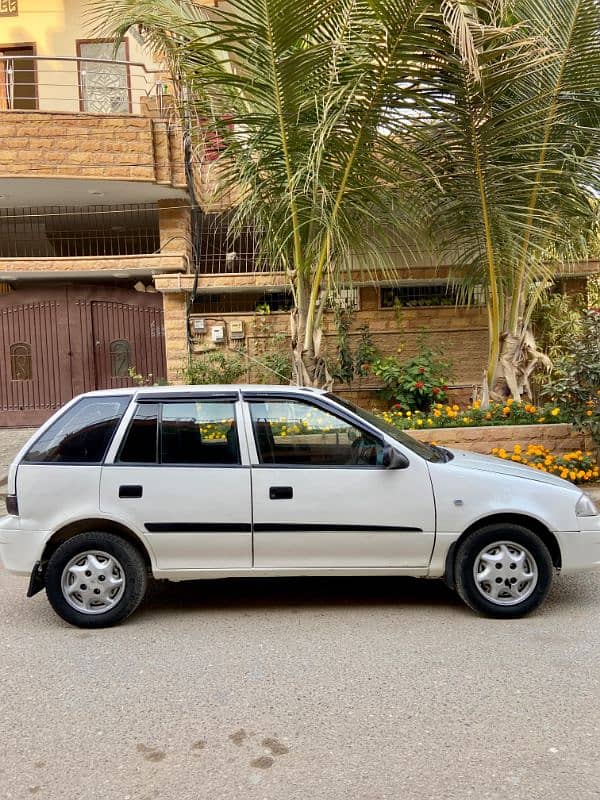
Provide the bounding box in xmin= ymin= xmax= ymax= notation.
xmin=0 ymin=286 xmax=166 ymax=426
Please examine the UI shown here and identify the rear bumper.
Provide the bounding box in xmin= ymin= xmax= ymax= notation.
xmin=0 ymin=519 xmax=46 ymax=575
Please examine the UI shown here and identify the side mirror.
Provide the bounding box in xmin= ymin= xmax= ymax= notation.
xmin=382 ymin=444 xmax=409 ymax=470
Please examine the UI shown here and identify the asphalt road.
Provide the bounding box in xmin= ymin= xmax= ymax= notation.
xmin=1 ymin=566 xmax=600 ymax=800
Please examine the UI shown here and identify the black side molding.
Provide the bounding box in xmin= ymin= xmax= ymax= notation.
xmin=254 ymin=523 xmax=423 ymax=533
xmin=145 ymin=522 xmax=252 ymax=533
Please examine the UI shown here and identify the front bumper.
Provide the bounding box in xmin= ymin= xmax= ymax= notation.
xmin=556 ymin=517 xmax=600 ymax=573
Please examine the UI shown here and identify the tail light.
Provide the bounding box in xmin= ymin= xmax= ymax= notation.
xmin=5 ymin=494 xmax=18 ymax=516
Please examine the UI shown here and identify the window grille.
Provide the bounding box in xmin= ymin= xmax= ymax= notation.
xmin=191 ymin=291 xmax=294 ymax=315
xmin=380 ymin=284 xmax=462 ymax=308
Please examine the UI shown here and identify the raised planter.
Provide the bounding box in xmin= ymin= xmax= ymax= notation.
xmin=407 ymin=422 xmax=594 ymax=457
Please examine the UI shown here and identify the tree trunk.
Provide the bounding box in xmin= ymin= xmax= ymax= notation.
xmin=290 ymin=274 xmax=333 ymax=388
xmin=489 ymin=323 xmax=552 ymax=402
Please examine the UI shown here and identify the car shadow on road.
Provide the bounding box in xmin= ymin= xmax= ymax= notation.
xmin=136 ymin=575 xmax=466 ymax=619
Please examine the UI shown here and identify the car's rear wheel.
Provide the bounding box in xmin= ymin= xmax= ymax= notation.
xmin=45 ymin=532 xmax=148 ymax=628
xmin=454 ymin=523 xmax=554 ymax=618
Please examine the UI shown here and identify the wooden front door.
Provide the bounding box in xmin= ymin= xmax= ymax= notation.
xmin=0 ymin=286 xmax=166 ymax=426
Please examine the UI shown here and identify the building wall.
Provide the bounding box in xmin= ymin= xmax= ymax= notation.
xmin=0 ymin=111 xmax=161 ymax=180
xmin=171 ymin=285 xmax=489 ymax=392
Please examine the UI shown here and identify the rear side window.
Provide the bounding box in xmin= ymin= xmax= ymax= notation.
xmin=118 ymin=403 xmax=159 ymax=464
xmin=23 ymin=396 xmax=130 ymax=464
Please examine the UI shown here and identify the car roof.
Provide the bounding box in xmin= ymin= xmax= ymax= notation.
xmin=80 ymin=384 xmax=327 ymax=399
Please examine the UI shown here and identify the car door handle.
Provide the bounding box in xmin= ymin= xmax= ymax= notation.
xmin=269 ymin=486 xmax=293 ymax=500
xmin=119 ymin=485 xmax=143 ymax=499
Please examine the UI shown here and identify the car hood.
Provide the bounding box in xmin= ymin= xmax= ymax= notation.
xmin=445 ymin=449 xmax=579 ymax=492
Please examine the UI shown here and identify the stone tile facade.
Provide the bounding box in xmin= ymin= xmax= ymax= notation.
xmin=409 ymin=423 xmax=594 ymax=457
xmin=0 ymin=111 xmax=185 ymax=185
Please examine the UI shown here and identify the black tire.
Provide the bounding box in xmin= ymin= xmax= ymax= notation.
xmin=45 ymin=531 xmax=148 ymax=628
xmin=454 ymin=523 xmax=553 ymax=618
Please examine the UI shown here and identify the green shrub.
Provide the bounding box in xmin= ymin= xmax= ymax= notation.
xmin=182 ymin=349 xmax=247 ymax=385
xmin=371 ymin=344 xmax=452 ymax=412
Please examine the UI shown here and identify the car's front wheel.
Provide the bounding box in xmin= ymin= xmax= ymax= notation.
xmin=45 ymin=532 xmax=148 ymax=628
xmin=454 ymin=523 xmax=554 ymax=618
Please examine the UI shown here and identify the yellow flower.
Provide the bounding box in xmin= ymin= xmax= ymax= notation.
xmin=417 ymin=419 xmax=423 ymax=426
xmin=551 ymin=407 xmax=560 ymax=417
xmin=514 ymin=444 xmax=522 ymax=454
xmin=434 ymin=409 xmax=441 ymax=418
xmin=502 ymin=406 xmax=510 ymax=415
xmin=452 ymin=405 xmax=460 ymax=412
xmin=462 ymin=417 xmax=469 ymax=423
xmin=485 ymin=412 xmax=492 ymax=420
xmin=507 ymin=398 xmax=514 ymax=406
xmin=586 ymin=410 xmax=593 ymax=417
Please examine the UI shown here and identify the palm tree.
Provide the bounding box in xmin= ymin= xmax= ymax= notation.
xmin=90 ymin=0 xmax=505 ymax=386
xmin=92 ymin=0 xmax=599 ymax=397
xmin=418 ymin=0 xmax=600 ymax=401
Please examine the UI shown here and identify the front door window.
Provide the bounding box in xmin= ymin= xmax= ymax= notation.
xmin=248 ymin=399 xmax=383 ymax=466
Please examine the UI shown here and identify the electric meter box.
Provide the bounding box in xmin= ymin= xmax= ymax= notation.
xmin=229 ymin=320 xmax=245 ymax=340
xmin=211 ymin=325 xmax=225 ymax=343
xmin=189 ymin=316 xmax=206 ymax=334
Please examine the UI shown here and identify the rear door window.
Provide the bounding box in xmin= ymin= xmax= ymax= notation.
xmin=23 ymin=396 xmax=131 ymax=464
xmin=160 ymin=401 xmax=240 ymax=465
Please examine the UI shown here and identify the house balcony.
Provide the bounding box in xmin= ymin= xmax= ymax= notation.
xmin=0 ymin=55 xmax=187 ymax=207
xmin=0 ymin=203 xmax=188 ymax=283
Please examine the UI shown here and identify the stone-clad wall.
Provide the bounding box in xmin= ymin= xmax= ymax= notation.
xmin=0 ymin=111 xmax=185 ymax=185
xmin=408 ymin=423 xmax=592 ymax=457
xmin=177 ymin=286 xmax=489 ymax=389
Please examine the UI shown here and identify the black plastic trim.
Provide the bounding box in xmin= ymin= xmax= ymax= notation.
xmin=269 ymin=486 xmax=293 ymax=499
xmin=26 ymin=561 xmax=45 ymax=598
xmin=137 ymin=392 xmax=240 ymax=403
xmin=145 ymin=522 xmax=252 ymax=533
xmin=253 ymin=523 xmax=423 ymax=533
xmin=5 ymin=494 xmax=18 ymax=516
xmin=119 ymin=484 xmax=143 ymax=498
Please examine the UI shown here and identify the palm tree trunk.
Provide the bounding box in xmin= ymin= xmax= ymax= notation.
xmin=290 ymin=272 xmax=333 ymax=388
xmin=492 ymin=320 xmax=552 ymax=402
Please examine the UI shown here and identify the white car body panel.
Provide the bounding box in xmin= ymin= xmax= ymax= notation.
xmin=250 ymin=467 xmax=435 ymax=567
xmin=0 ymin=385 xmax=599 ymax=585
xmin=99 ymin=465 xmax=252 ymax=570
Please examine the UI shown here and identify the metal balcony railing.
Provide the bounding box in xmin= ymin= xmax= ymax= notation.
xmin=197 ymin=213 xmax=269 ymax=274
xmin=0 ymin=55 xmax=170 ymax=116
xmin=0 ymin=204 xmax=160 ymax=258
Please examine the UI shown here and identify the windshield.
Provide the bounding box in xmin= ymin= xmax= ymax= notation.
xmin=325 ymin=393 xmax=448 ymax=463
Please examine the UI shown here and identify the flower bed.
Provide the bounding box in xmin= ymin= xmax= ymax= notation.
xmin=375 ymin=399 xmax=586 ymax=431
xmin=491 ymin=445 xmax=599 ymax=483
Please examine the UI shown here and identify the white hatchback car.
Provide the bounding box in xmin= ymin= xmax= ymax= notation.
xmin=1 ymin=385 xmax=599 ymax=627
